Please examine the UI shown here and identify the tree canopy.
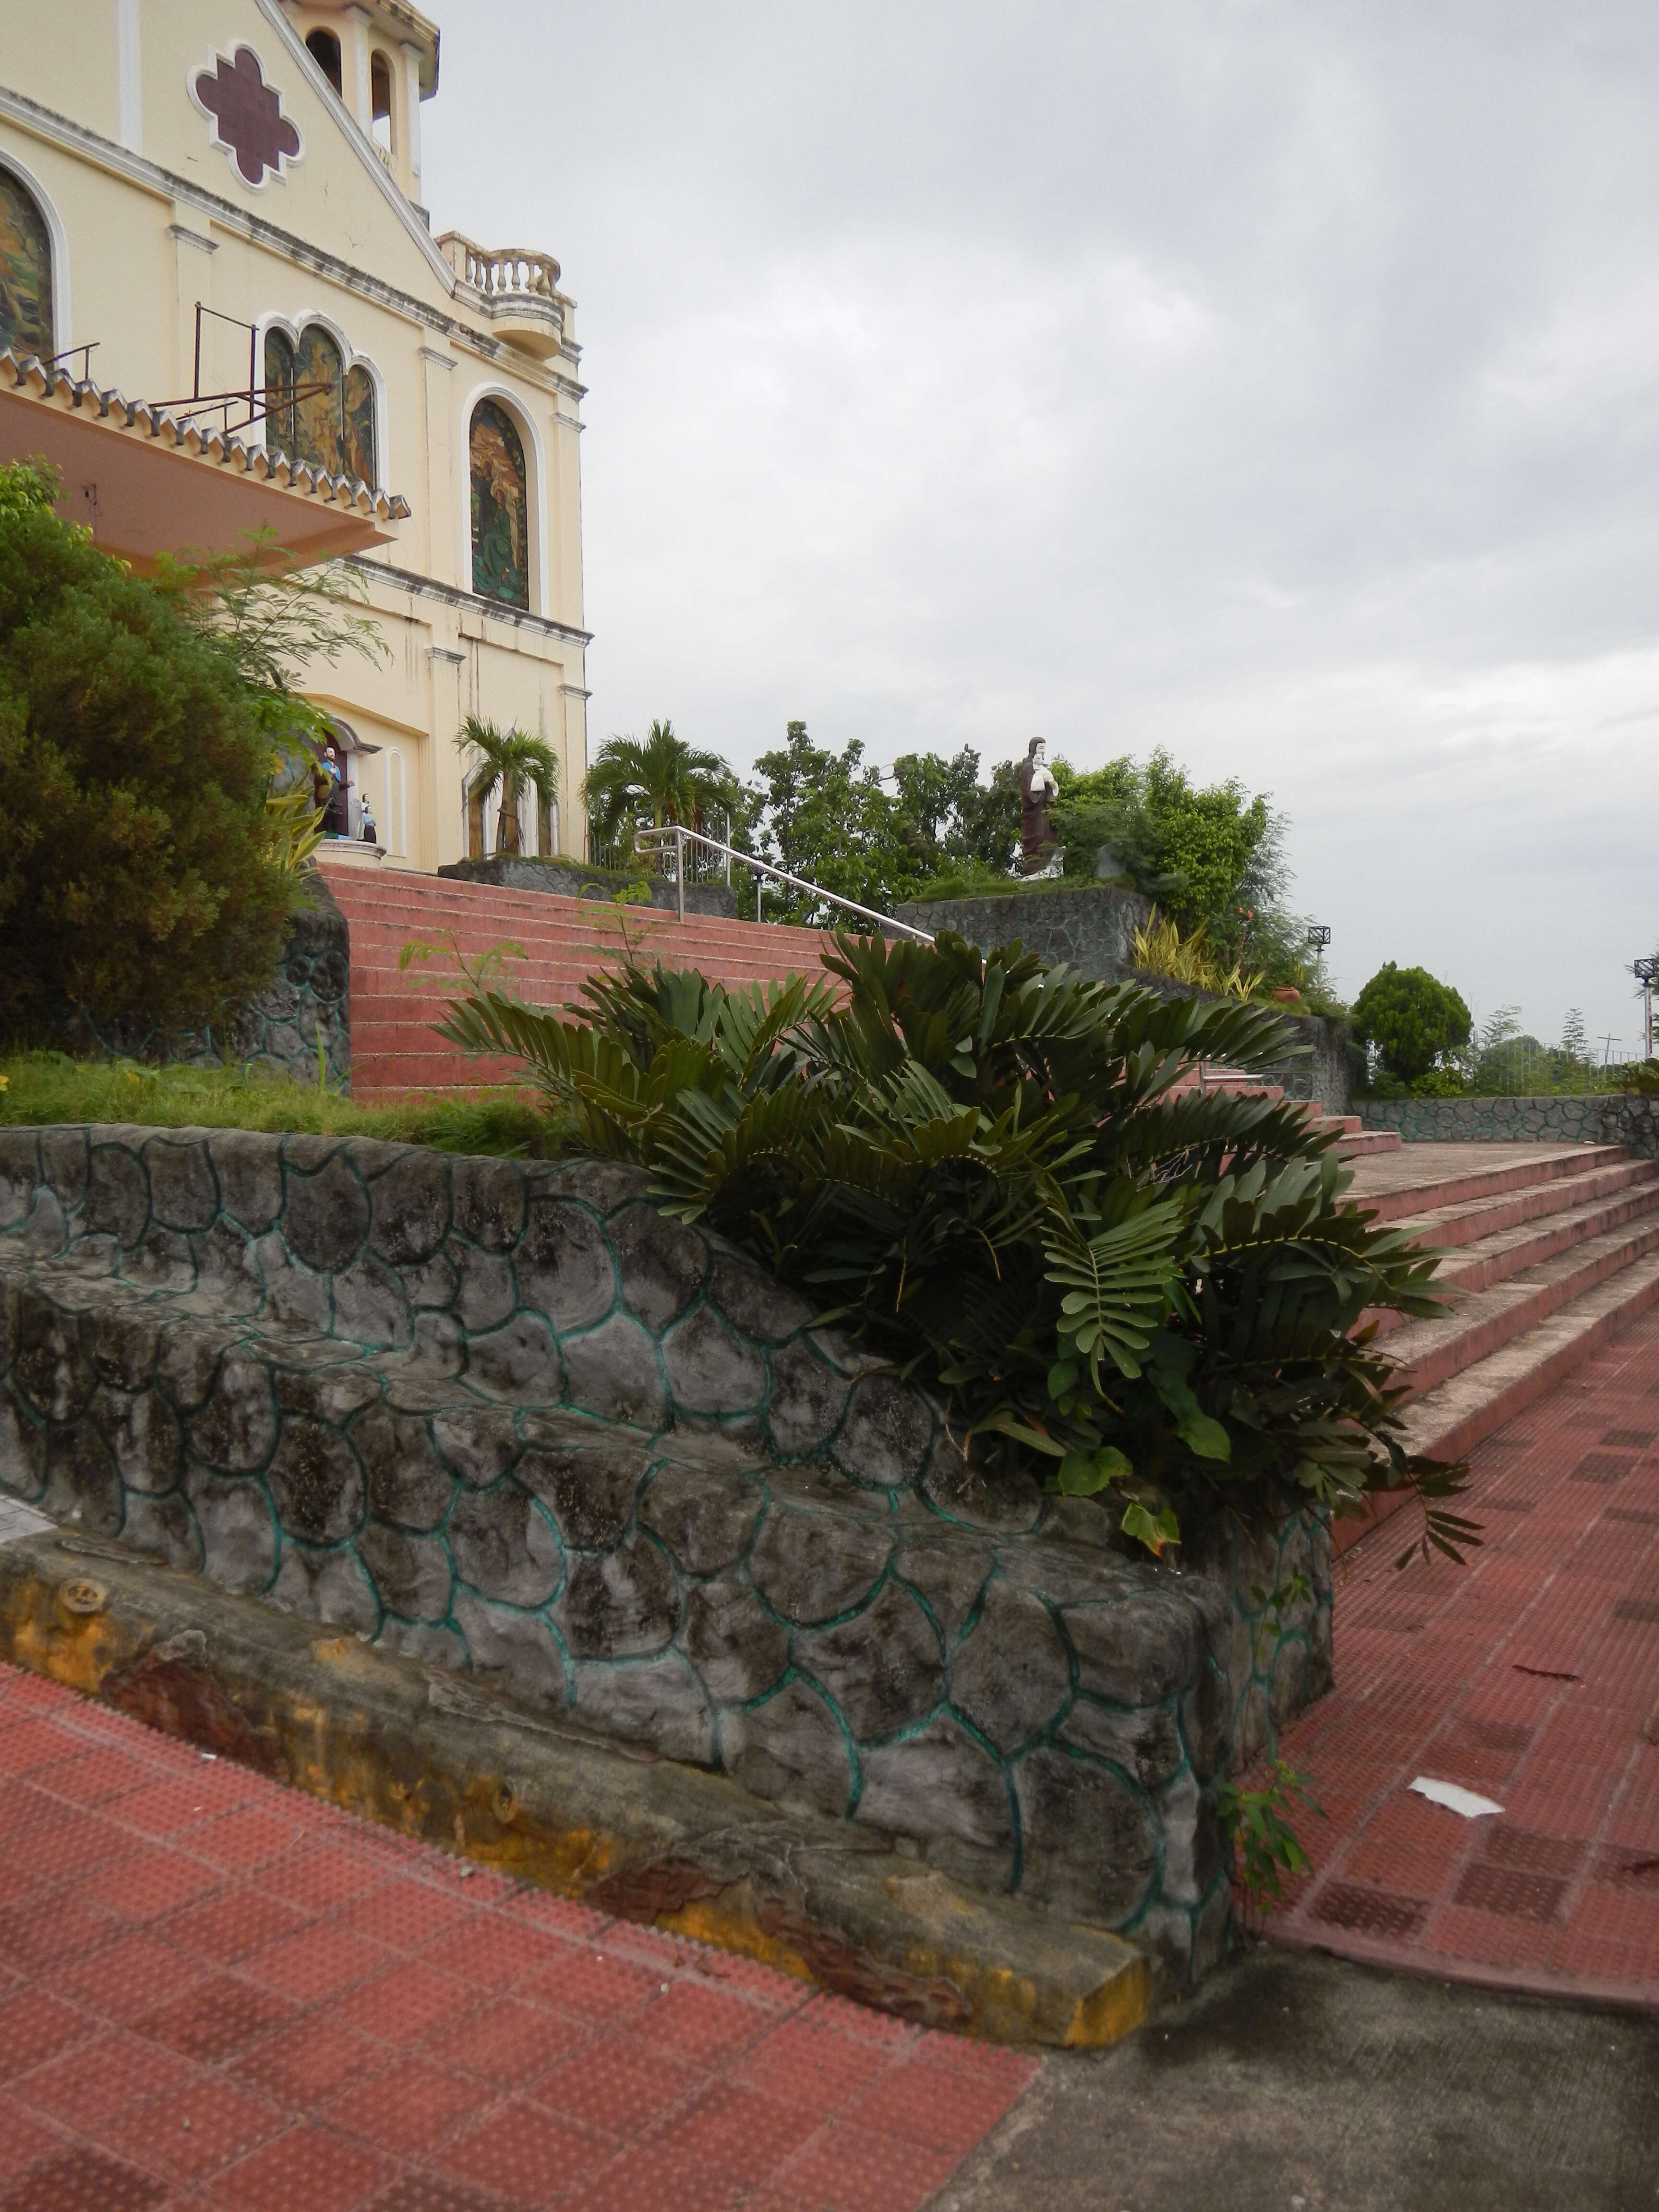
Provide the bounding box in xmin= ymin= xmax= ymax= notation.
xmin=0 ymin=462 xmax=308 ymax=1040
xmin=1353 ymin=962 xmax=1472 ymax=1083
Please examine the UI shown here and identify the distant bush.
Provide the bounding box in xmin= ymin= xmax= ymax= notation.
xmin=1354 ymin=963 xmax=1471 ymax=1085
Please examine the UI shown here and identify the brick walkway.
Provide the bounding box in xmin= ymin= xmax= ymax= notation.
xmin=1267 ymin=1309 xmax=1659 ymax=2003
xmin=0 ymin=1671 xmax=1033 ymax=2211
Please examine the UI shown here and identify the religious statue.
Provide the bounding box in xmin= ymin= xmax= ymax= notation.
xmin=1019 ymin=736 xmax=1061 ymax=876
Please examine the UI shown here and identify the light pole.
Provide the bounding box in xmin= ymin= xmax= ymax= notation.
xmin=1635 ymin=956 xmax=1659 ymax=1063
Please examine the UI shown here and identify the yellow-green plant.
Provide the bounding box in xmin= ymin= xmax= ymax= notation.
xmin=1133 ymin=912 xmax=1262 ymax=1001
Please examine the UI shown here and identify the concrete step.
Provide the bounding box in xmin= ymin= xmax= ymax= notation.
xmin=1399 ymin=1247 xmax=1659 ymax=1468
xmin=1346 ymin=1142 xmax=1631 ymax=1225
xmin=1381 ymin=1212 xmax=1659 ymax=1399
xmin=1383 ymin=1154 xmax=1658 ymax=1253
xmin=1364 ymin=1177 xmax=1659 ymax=1343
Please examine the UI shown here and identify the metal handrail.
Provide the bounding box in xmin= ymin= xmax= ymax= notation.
xmin=632 ymin=824 xmax=935 ymax=944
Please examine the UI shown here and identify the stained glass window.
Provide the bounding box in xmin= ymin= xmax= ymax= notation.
xmin=0 ymin=168 xmax=53 ymax=361
xmin=263 ymin=324 xmax=377 ymax=486
xmin=470 ymin=400 xmax=529 ymax=608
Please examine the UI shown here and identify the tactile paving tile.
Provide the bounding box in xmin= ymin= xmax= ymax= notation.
xmin=1308 ymin=1884 xmax=1428 ymax=1939
xmin=0 ymin=2147 xmax=166 ymax=2212
xmin=1266 ymin=1308 xmax=1659 ymax=2002
xmin=1454 ymin=1863 xmax=1568 ymax=1923
xmin=0 ymin=1659 xmax=1036 ymax=2209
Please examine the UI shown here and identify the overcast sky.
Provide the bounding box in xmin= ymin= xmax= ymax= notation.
xmin=426 ymin=2 xmax=1659 ymax=1050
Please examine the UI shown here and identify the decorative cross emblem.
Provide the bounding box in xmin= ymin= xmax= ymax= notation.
xmin=192 ymin=48 xmax=301 ymax=188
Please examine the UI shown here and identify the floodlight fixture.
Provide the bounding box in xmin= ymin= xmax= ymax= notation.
xmin=1635 ymin=955 xmax=1659 ymax=1060
xmin=1306 ymin=925 xmax=1331 ymax=950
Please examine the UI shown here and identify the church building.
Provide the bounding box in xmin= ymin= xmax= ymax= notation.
xmin=0 ymin=0 xmax=590 ymax=872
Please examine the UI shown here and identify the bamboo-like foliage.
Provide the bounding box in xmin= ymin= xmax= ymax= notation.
xmin=438 ymin=929 xmax=1475 ymax=1561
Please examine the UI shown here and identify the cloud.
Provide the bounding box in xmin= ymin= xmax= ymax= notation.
xmin=427 ymin=0 xmax=1659 ymax=1047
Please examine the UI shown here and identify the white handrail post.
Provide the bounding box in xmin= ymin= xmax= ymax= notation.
xmin=675 ymin=825 xmax=685 ymax=923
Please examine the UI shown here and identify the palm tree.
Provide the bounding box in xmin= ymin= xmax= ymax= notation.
xmin=581 ymin=720 xmax=739 ymax=866
xmin=455 ymin=716 xmax=559 ymax=856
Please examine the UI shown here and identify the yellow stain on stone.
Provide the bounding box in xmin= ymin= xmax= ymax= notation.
xmin=1064 ymin=1953 xmax=1153 ymax=2046
xmin=0 ymin=1567 xmax=1154 ymax=2051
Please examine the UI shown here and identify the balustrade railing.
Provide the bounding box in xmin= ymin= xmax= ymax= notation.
xmin=437 ymin=232 xmax=562 ymax=303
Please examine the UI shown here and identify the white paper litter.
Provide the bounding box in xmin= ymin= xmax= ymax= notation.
xmin=1409 ymin=1777 xmax=1503 ymax=1819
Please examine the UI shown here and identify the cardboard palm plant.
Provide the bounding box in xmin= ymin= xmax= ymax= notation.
xmin=439 ymin=930 xmax=1471 ymax=1557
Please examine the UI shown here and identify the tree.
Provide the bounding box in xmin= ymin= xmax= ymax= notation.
xmin=0 ymin=463 xmax=302 ymax=1040
xmin=582 ymin=720 xmax=739 ymax=866
xmin=455 ymin=716 xmax=558 ymax=855
xmin=1051 ymin=749 xmax=1280 ymax=933
xmin=747 ymin=721 xmax=905 ymax=921
xmin=1353 ymin=963 xmax=1472 ymax=1083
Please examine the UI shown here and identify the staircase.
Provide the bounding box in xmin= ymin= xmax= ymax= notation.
xmin=1168 ymin=1065 xmax=1401 ymax=1160
xmin=1340 ymin=1140 xmax=1659 ymax=1549
xmin=320 ymin=859 xmax=837 ymax=1099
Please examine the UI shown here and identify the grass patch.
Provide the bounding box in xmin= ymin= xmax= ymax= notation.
xmin=0 ymin=1051 xmax=570 ymax=1157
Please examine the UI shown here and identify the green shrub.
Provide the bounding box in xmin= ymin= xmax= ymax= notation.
xmin=1353 ymin=962 xmax=1471 ymax=1084
xmin=438 ymin=929 xmax=1473 ymax=1557
xmin=0 ymin=463 xmax=299 ymax=1041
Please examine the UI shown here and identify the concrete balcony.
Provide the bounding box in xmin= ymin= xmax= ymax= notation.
xmin=437 ymin=232 xmax=567 ymax=358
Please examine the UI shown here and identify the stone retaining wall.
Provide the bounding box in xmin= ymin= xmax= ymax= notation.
xmin=440 ymin=854 xmax=739 ymax=920
xmin=1357 ymin=1094 xmax=1659 ymax=1156
xmin=0 ymin=1127 xmax=1333 ymax=1985
xmin=63 ymin=878 xmax=351 ymax=1093
xmin=895 ymin=884 xmax=1154 ymax=980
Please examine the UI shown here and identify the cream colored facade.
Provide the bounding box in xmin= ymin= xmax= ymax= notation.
xmin=0 ymin=0 xmax=590 ymax=872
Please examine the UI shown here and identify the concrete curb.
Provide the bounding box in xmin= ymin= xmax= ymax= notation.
xmin=0 ymin=1527 xmax=1153 ymax=2051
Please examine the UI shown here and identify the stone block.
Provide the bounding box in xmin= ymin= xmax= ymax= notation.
xmin=639 ymin=1458 xmax=762 ymax=1574
xmin=356 ymin=1521 xmax=453 ymax=1623
xmin=143 ymin=1137 xmax=219 ymax=1234
xmin=352 ymin=1404 xmax=457 ymax=1531
xmin=184 ymin=1465 xmax=277 ymax=1593
xmin=281 ymin=1150 xmax=369 ymax=1273
xmin=833 ymin=1373 xmax=934 ymax=1489
xmin=949 ymin=1580 xmax=1072 ymax=1748
xmin=796 ymin=1580 xmax=945 ymax=1741
xmin=679 ymin=1573 xmax=789 ymax=1704
xmin=661 ymin=1305 xmax=767 ymax=1416
xmin=265 ymin=1417 xmax=365 ymax=1544
xmin=723 ymin=1677 xmax=852 ymax=1818
xmin=555 ymin=1537 xmax=679 ymax=1657
xmin=559 ymin=1313 xmax=667 ymax=1427
xmin=514 ymin=1419 xmax=649 ymax=1547
xmin=93 ymin=1383 xmax=182 ymax=1495
xmin=37 ymin=1421 xmax=120 ymax=1536
xmin=82 ymin=1145 xmax=149 ymax=1246
xmin=451 ymin=1157 xmax=527 ymax=1252
xmin=448 ymin=1482 xmax=564 ymax=1608
xmin=514 ymin=1198 xmax=616 ymax=1330
xmin=1013 ymin=1747 xmax=1159 ymax=1922
xmin=611 ymin=1202 xmax=708 ymax=1331
xmin=1064 ymin=1592 xmax=1200 ymax=1706
xmin=189 ymin=1353 xmax=278 ymax=1475
xmin=570 ymin=1653 xmax=712 ymax=1765
xmin=748 ymin=1508 xmax=891 ymax=1625
xmin=856 ymin=1715 xmax=1015 ymax=1887
xmin=762 ymin=1337 xmax=850 ymax=1459
xmin=367 ymin=1147 xmax=451 ymax=1264
xmin=270 ymin=1542 xmax=380 ymax=1634
xmin=450 ymin=1590 xmax=567 ymax=1703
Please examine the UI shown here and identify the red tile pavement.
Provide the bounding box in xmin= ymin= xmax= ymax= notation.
xmin=0 ymin=1663 xmax=1034 ymax=2210
xmin=1264 ymin=1306 xmax=1659 ymax=2006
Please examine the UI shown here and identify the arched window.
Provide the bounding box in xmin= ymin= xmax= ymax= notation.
xmin=264 ymin=323 xmax=377 ymax=485
xmin=370 ymin=52 xmax=395 ymax=155
xmin=306 ymin=29 xmax=343 ymax=96
xmin=469 ymin=400 xmax=529 ymax=608
xmin=0 ymin=167 xmax=55 ymax=361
